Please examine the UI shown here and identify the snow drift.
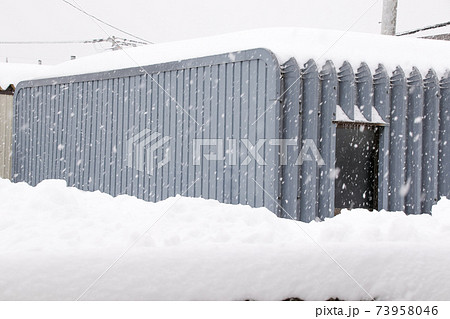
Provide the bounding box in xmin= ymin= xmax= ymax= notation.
xmin=0 ymin=178 xmax=449 ymax=300
xmin=41 ymin=27 xmax=450 ymax=78
xmin=5 ymin=27 xmax=450 ymax=89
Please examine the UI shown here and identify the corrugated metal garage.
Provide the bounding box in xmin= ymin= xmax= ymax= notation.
xmin=12 ymin=47 xmax=450 ymax=221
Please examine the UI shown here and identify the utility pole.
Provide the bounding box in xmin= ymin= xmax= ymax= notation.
xmin=381 ymin=0 xmax=398 ymax=35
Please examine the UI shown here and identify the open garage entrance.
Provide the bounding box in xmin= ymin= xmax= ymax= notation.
xmin=335 ymin=123 xmax=380 ymax=212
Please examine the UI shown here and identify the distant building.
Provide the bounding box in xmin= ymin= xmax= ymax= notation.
xmin=0 ymin=84 xmax=14 ymax=94
xmin=0 ymin=86 xmax=13 ymax=180
xmin=0 ymin=63 xmax=48 ymax=179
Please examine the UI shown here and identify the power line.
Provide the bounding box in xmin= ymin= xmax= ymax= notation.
xmin=0 ymin=37 xmax=148 ymax=47
xmin=0 ymin=55 xmax=63 ymax=62
xmin=396 ymin=20 xmax=450 ymax=36
xmin=61 ymin=0 xmax=153 ymax=44
xmin=0 ymin=40 xmax=91 ymax=44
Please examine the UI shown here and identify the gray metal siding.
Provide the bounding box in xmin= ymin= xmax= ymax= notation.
xmin=389 ymin=67 xmax=407 ymax=211
xmin=300 ymin=60 xmax=320 ymax=222
xmin=373 ymin=64 xmax=390 ymax=211
xmin=438 ymin=72 xmax=450 ymax=198
xmin=422 ymin=70 xmax=440 ymax=213
xmin=405 ymin=68 xmax=424 ymax=215
xmin=318 ymin=61 xmax=337 ymax=220
xmin=13 ymin=49 xmax=282 ymax=213
xmin=281 ymin=59 xmax=449 ymax=221
xmin=280 ymin=58 xmax=301 ymax=220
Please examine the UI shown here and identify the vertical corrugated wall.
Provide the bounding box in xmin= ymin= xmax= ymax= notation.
xmin=13 ymin=49 xmax=283 ymax=214
xmin=0 ymin=94 xmax=13 ymax=179
xmin=281 ymin=59 xmax=449 ymax=221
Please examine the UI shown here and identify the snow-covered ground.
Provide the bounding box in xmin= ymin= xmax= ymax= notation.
xmin=0 ymin=178 xmax=449 ymax=300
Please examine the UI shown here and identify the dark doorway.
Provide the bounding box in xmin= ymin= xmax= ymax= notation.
xmin=335 ymin=124 xmax=379 ymax=211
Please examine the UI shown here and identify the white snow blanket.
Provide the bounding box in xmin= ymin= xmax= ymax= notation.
xmin=3 ymin=28 xmax=450 ymax=88
xmin=0 ymin=62 xmax=51 ymax=90
xmin=0 ymin=178 xmax=449 ymax=300
xmin=42 ymin=28 xmax=450 ymax=78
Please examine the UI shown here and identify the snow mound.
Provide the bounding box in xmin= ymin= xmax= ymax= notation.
xmin=0 ymin=178 xmax=449 ymax=300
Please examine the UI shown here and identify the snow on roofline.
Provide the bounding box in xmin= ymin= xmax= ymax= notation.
xmin=0 ymin=62 xmax=51 ymax=90
xmin=11 ymin=27 xmax=450 ymax=85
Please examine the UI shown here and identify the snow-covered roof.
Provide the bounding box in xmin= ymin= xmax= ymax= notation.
xmin=7 ymin=27 xmax=450 ymax=86
xmin=0 ymin=62 xmax=51 ymax=90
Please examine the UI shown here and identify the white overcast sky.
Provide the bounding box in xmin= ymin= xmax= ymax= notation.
xmin=1 ymin=0 xmax=449 ymax=64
